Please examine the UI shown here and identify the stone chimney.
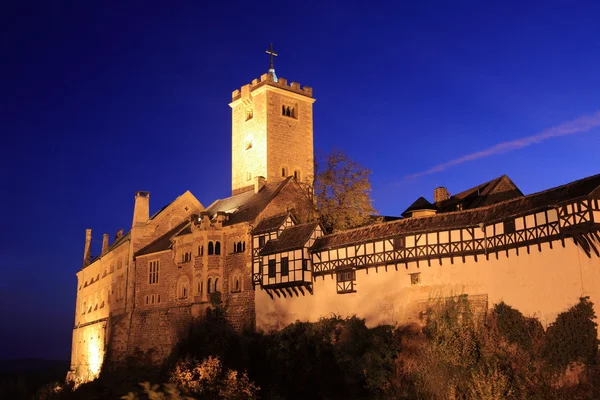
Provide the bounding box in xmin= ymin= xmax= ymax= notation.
xmin=215 ymin=211 xmax=227 ymax=228
xmin=83 ymin=229 xmax=92 ymax=267
xmin=132 ymin=191 xmax=150 ymax=227
xmin=434 ymin=187 xmax=450 ymax=203
xmin=115 ymin=229 xmax=124 ymax=241
xmin=254 ymin=176 xmax=266 ymax=194
xmin=101 ymin=234 xmax=109 ymax=255
xmin=199 ymin=211 xmax=211 ymax=229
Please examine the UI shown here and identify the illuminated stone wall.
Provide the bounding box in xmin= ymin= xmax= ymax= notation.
xmin=230 ymin=74 xmax=315 ymax=195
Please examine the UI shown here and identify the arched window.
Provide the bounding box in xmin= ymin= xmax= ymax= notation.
xmin=233 ymin=243 xmax=237 ymax=253
xmin=294 ymin=170 xmax=301 ymax=180
xmin=282 ymin=105 xmax=286 ymax=115
xmin=281 ymin=167 xmax=286 ymax=177
xmin=236 ymin=242 xmax=242 ymax=253
xmin=208 ymin=242 xmax=214 ymax=255
xmin=198 ymin=245 xmax=203 ymax=256
xmin=214 ymin=277 xmax=220 ymax=292
xmin=178 ymin=277 xmax=189 ymax=299
xmin=286 ymin=106 xmax=291 ymax=116
xmin=215 ymin=241 xmax=221 ymax=255
xmin=242 ymin=242 xmax=246 ymax=252
xmin=198 ymin=281 xmax=203 ymax=294
xmin=207 ymin=278 xmax=212 ymax=294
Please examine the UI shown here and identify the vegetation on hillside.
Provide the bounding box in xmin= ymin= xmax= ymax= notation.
xmin=9 ymin=296 xmax=599 ymax=399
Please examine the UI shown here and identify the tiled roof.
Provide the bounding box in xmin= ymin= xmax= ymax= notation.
xmin=207 ymin=178 xmax=292 ymax=226
xmin=312 ymin=173 xmax=600 ymax=251
xmin=251 ymin=213 xmax=290 ymax=234
xmin=401 ymin=197 xmax=437 ymax=217
xmin=135 ymin=221 xmax=189 ymax=257
xmin=260 ymin=222 xmax=319 ymax=256
xmin=436 ymin=175 xmax=523 ymax=212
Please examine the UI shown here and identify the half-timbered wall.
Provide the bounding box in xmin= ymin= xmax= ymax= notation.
xmin=255 ymin=200 xmax=600 ymax=333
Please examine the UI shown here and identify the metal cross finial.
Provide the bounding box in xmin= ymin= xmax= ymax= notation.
xmin=266 ymin=43 xmax=278 ymax=70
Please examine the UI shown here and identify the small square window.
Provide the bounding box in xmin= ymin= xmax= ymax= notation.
xmin=410 ymin=273 xmax=421 ymax=285
xmin=504 ymin=220 xmax=516 ymax=234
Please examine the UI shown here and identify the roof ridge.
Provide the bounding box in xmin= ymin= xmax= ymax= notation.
xmin=321 ymin=173 xmax=600 ymax=241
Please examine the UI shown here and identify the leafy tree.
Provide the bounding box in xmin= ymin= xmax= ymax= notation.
xmin=312 ymin=148 xmax=377 ymax=232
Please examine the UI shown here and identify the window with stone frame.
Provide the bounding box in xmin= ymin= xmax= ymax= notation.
xmin=336 ymin=269 xmax=356 ymax=294
xmin=149 ymin=260 xmax=159 ymax=284
xmin=410 ymin=272 xmax=421 ymax=285
xmin=178 ymin=277 xmax=189 ymax=299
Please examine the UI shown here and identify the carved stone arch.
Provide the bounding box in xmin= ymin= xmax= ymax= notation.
xmin=230 ymin=269 xmax=243 ymax=293
xmin=177 ymin=275 xmax=190 ymax=300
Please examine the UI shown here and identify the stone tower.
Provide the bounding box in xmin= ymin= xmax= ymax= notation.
xmin=230 ymin=51 xmax=315 ymax=195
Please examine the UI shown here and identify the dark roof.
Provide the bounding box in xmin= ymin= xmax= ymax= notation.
xmin=207 ymin=177 xmax=292 ymax=226
xmin=251 ymin=213 xmax=291 ymax=234
xmin=260 ymin=222 xmax=319 ymax=256
xmin=436 ymin=175 xmax=523 ymax=212
xmin=312 ymin=173 xmax=600 ymax=251
xmin=135 ymin=220 xmax=189 ymax=257
xmin=401 ymin=197 xmax=437 ymax=217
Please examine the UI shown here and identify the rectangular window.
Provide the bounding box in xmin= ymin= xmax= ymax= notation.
xmin=504 ymin=219 xmax=516 ymax=234
xmin=410 ymin=273 xmax=421 ymax=285
xmin=281 ymin=257 xmax=289 ymax=276
xmin=302 ymin=259 xmax=308 ymax=271
xmin=149 ymin=260 xmax=159 ymax=284
xmin=259 ymin=236 xmax=266 ymax=248
xmin=393 ymin=237 xmax=405 ymax=250
xmin=336 ymin=269 xmax=356 ymax=294
xmin=268 ymin=259 xmax=276 ymax=278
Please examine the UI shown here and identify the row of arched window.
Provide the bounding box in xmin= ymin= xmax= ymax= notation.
xmin=282 ymin=105 xmax=296 ymax=118
xmin=281 ymin=167 xmax=301 ymax=180
xmin=232 ymin=241 xmax=246 ymax=253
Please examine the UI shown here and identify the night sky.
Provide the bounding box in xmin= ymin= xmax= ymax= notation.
xmin=1 ymin=1 xmax=599 ymax=361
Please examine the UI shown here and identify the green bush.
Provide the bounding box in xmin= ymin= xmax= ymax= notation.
xmin=542 ymin=296 xmax=599 ymax=371
xmin=493 ymin=302 xmax=544 ymax=351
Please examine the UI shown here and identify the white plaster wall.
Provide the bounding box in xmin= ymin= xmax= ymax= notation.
xmin=256 ymin=240 xmax=600 ymax=333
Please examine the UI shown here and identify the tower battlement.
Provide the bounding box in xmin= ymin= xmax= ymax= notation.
xmin=231 ymin=73 xmax=313 ymax=101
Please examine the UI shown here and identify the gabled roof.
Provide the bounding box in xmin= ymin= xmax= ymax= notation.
xmin=312 ymin=173 xmax=600 ymax=251
xmin=135 ymin=220 xmax=189 ymax=257
xmin=206 ymin=177 xmax=293 ymax=226
xmin=401 ymin=197 xmax=437 ymax=217
xmin=259 ymin=222 xmax=319 ymax=256
xmin=436 ymin=175 xmax=523 ymax=212
xmin=251 ymin=213 xmax=293 ymax=234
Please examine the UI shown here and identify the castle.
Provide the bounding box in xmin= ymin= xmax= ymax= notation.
xmin=69 ymin=49 xmax=600 ymax=383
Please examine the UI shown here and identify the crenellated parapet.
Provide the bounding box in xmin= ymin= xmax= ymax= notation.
xmin=232 ymin=73 xmax=313 ymax=101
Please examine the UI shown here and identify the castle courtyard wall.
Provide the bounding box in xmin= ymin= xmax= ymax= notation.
xmin=256 ymin=240 xmax=600 ymax=332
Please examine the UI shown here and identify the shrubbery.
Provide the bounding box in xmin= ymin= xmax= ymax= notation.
xmin=26 ymin=296 xmax=599 ymax=400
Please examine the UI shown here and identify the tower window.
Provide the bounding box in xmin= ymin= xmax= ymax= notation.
xmin=246 ymin=172 xmax=252 ymax=181
xmin=245 ymin=108 xmax=253 ymax=121
xmin=281 ymin=167 xmax=288 ymax=177
xmin=294 ymin=170 xmax=300 ymax=180
xmin=282 ymin=104 xmax=297 ymax=118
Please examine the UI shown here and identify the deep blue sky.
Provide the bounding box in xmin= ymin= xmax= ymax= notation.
xmin=1 ymin=1 xmax=599 ymax=360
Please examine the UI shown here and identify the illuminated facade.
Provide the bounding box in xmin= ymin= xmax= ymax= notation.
xmin=69 ymin=51 xmax=600 ymax=384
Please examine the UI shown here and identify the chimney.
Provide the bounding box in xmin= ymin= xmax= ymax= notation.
xmin=254 ymin=176 xmax=266 ymax=194
xmin=215 ymin=211 xmax=227 ymax=228
xmin=199 ymin=211 xmax=211 ymax=229
xmin=101 ymin=233 xmax=109 ymax=255
xmin=83 ymin=229 xmax=92 ymax=267
xmin=132 ymin=191 xmax=150 ymax=227
xmin=115 ymin=229 xmax=124 ymax=241
xmin=434 ymin=187 xmax=450 ymax=203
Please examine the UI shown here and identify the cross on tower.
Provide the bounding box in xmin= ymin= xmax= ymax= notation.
xmin=265 ymin=43 xmax=278 ymax=70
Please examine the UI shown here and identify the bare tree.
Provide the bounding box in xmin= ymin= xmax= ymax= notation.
xmin=309 ymin=149 xmax=377 ymax=233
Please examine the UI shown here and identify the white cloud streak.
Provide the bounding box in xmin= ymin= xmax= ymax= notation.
xmin=404 ymin=111 xmax=600 ymax=180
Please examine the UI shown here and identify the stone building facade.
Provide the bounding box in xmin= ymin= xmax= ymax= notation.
xmin=69 ymin=57 xmax=600 ymax=384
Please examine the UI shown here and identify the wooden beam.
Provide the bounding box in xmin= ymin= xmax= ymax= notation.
xmin=298 ymin=285 xmax=305 ymax=296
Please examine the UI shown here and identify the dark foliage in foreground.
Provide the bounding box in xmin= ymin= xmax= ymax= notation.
xmin=8 ymin=296 xmax=600 ymax=399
